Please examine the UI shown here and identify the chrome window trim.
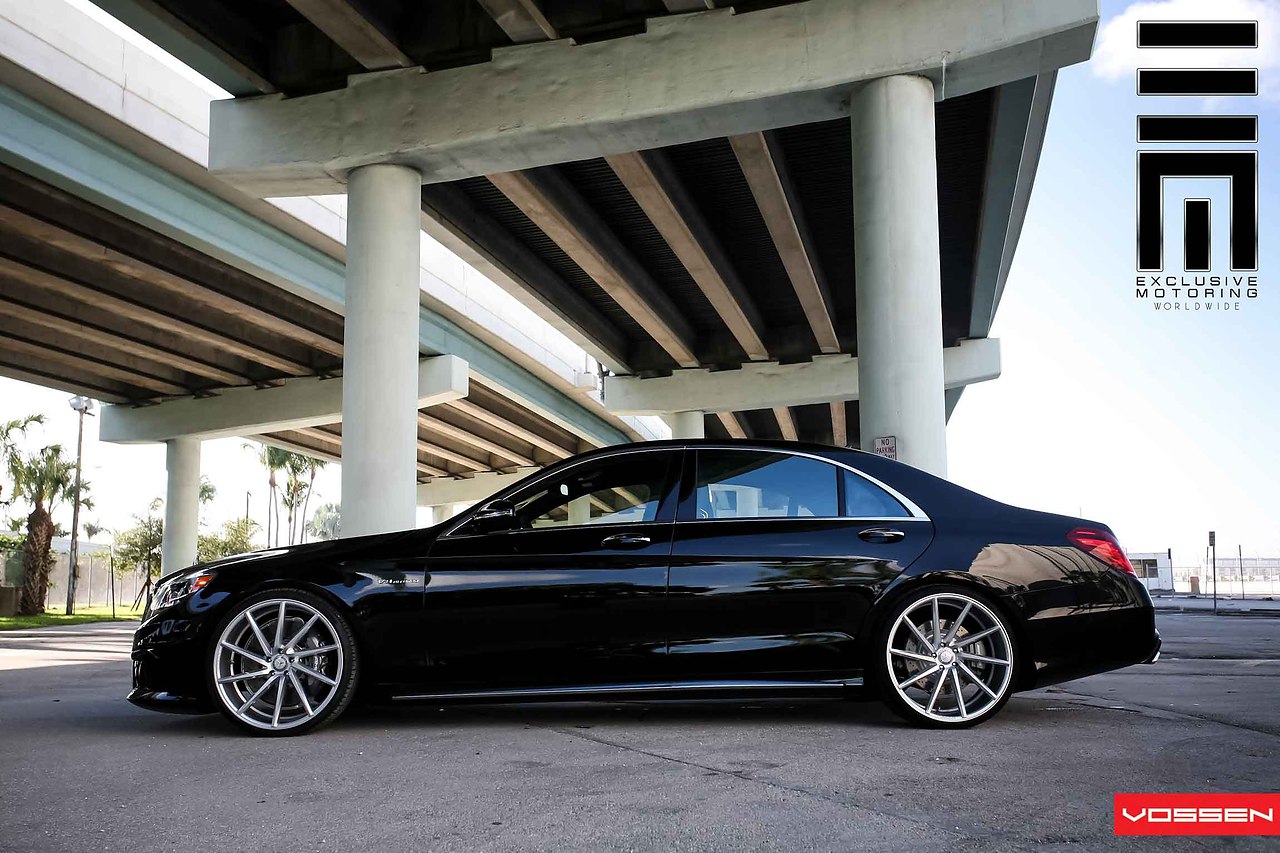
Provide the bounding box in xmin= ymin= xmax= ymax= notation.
xmin=440 ymin=443 xmax=928 ymax=538
xmin=677 ymin=517 xmax=931 ymax=525
xmin=688 ymin=445 xmax=929 ymax=522
xmin=440 ymin=446 xmax=682 ymax=539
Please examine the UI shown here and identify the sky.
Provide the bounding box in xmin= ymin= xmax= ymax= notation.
xmin=1 ymin=0 xmax=1277 ymax=568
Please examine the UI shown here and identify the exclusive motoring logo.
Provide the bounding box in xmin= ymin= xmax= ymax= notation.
xmin=1132 ymin=20 xmax=1260 ymax=311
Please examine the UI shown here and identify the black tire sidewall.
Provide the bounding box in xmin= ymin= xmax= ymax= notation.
xmin=206 ymin=587 xmax=359 ymax=737
xmin=871 ymin=583 xmax=1018 ymax=729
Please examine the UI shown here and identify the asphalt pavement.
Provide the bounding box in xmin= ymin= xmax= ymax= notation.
xmin=0 ymin=612 xmax=1275 ymax=853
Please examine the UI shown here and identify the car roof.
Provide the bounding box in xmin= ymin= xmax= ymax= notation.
xmin=577 ymin=437 xmax=865 ymax=456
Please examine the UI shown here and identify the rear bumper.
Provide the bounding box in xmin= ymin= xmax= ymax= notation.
xmin=1143 ymin=630 xmax=1162 ymax=664
xmin=1021 ymin=604 xmax=1161 ymax=689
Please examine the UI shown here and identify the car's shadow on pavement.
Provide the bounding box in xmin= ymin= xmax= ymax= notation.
xmin=339 ymin=695 xmax=909 ymax=733
xmin=102 ymin=694 xmax=911 ymax=738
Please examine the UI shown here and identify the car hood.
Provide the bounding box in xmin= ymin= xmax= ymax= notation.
xmin=156 ymin=528 xmax=429 ymax=586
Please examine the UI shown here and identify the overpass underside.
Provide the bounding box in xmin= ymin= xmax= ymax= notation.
xmin=4 ymin=0 xmax=1098 ymax=570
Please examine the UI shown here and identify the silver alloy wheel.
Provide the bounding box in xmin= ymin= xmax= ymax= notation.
xmin=212 ymin=598 xmax=344 ymax=731
xmin=885 ymin=592 xmax=1013 ymax=724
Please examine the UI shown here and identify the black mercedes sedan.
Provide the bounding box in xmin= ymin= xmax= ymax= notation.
xmin=129 ymin=439 xmax=1160 ymax=735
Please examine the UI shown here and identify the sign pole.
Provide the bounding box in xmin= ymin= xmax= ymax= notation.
xmin=1209 ymin=531 xmax=1217 ymax=614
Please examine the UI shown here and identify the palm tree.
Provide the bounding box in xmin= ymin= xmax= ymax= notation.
xmin=199 ymin=476 xmax=217 ymax=507
xmin=307 ymin=502 xmax=340 ymax=541
xmin=246 ymin=444 xmax=291 ymax=547
xmin=8 ymin=444 xmax=91 ymax=615
xmin=0 ymin=414 xmax=44 ymax=513
xmin=298 ymin=457 xmax=325 ymax=543
xmin=279 ymin=454 xmax=311 ymax=545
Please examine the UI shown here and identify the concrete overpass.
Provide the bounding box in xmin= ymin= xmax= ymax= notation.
xmin=2 ymin=0 xmax=1099 ymax=571
xmin=0 ymin=0 xmax=657 ymax=571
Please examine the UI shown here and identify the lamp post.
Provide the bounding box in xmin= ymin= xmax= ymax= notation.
xmin=245 ymin=491 xmax=252 ymax=523
xmin=65 ymin=396 xmax=94 ymax=615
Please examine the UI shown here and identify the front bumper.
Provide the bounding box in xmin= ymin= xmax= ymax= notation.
xmin=127 ymin=687 xmax=210 ymax=714
xmin=128 ymin=600 xmax=222 ymax=715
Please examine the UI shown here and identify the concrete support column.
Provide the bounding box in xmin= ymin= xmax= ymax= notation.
xmin=852 ymin=75 xmax=947 ymax=477
xmin=161 ymin=437 xmax=200 ymax=574
xmin=661 ymin=411 xmax=705 ymax=439
xmin=568 ymin=496 xmax=592 ymax=526
xmin=341 ymin=163 xmax=423 ymax=536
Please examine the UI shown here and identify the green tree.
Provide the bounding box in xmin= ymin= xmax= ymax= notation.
xmin=113 ymin=499 xmax=163 ymax=609
xmin=199 ymin=476 xmax=217 ymax=508
xmin=8 ymin=444 xmax=91 ymax=615
xmin=83 ymin=521 xmax=106 ymax=543
xmin=197 ymin=518 xmax=260 ymax=563
xmin=0 ymin=415 xmax=44 ymax=520
xmin=296 ymin=457 xmax=325 ymax=543
xmin=306 ymin=502 xmax=340 ymax=541
xmin=247 ymin=444 xmax=292 ymax=547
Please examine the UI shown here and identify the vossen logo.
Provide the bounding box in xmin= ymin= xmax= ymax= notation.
xmin=1115 ymin=794 xmax=1280 ymax=836
xmin=1131 ymin=19 xmax=1261 ymax=313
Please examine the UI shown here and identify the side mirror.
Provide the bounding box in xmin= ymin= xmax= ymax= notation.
xmin=471 ymin=499 xmax=516 ymax=533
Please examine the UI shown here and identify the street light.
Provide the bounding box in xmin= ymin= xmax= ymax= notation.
xmin=65 ymin=396 xmax=94 ymax=616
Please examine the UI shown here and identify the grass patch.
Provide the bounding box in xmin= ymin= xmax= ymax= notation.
xmin=0 ymin=604 xmax=143 ymax=631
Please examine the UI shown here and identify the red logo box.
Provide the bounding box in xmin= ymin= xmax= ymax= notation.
xmin=1115 ymin=793 xmax=1280 ymax=836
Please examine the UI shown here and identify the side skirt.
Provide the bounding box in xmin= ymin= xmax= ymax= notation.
xmin=390 ymin=679 xmax=863 ymax=704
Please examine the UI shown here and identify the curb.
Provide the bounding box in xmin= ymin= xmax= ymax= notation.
xmin=1154 ymin=606 xmax=1280 ymax=618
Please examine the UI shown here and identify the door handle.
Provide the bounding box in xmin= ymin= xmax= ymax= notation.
xmin=858 ymin=527 xmax=906 ymax=544
xmin=601 ymin=533 xmax=652 ymax=549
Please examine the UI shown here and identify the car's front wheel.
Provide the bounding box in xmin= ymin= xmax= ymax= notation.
xmin=872 ymin=585 xmax=1017 ymax=728
xmin=207 ymin=589 xmax=358 ymax=736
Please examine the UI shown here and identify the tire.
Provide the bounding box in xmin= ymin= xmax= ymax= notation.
xmin=206 ymin=588 xmax=359 ymax=736
xmin=871 ymin=584 xmax=1018 ymax=728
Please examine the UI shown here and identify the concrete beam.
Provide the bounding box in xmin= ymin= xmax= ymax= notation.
xmin=716 ymin=411 xmax=747 ymax=439
xmin=417 ymin=467 xmax=538 ymax=507
xmin=773 ymin=407 xmax=798 ymax=442
xmin=283 ymin=0 xmax=413 ymax=70
xmin=0 ymin=253 xmax=312 ymax=376
xmin=476 ymin=0 xmax=558 ymax=44
xmin=446 ymin=398 xmax=574 ymax=458
xmin=662 ymin=0 xmax=713 ymax=12
xmin=0 ymin=84 xmax=629 ymax=449
xmin=0 ymin=294 xmax=246 ymax=387
xmin=488 ymin=168 xmax=699 ymax=368
xmin=604 ymin=338 xmax=1001 ymax=415
xmin=208 ymin=0 xmax=1097 ymax=195
xmin=100 ymin=355 xmax=468 ymax=443
xmin=830 ymin=402 xmax=847 ymax=447
xmin=605 ymin=150 xmax=768 ymax=361
xmin=0 ymin=204 xmax=343 ymax=359
xmin=729 ymin=132 xmax=839 ymax=354
xmin=419 ymin=184 xmax=633 ymax=373
xmin=970 ymin=74 xmax=1056 ymax=339
xmin=418 ymin=412 xmax=536 ymax=467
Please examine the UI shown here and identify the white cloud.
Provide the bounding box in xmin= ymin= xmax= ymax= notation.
xmin=1093 ymin=0 xmax=1279 ymax=100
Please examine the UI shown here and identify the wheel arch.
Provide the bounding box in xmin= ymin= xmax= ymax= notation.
xmin=863 ymin=570 xmax=1037 ymax=690
xmin=215 ymin=576 xmax=369 ymax=666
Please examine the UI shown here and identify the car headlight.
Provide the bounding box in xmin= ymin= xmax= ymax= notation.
xmin=149 ymin=569 xmax=215 ymax=615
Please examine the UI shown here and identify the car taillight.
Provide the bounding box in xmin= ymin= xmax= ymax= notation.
xmin=1068 ymin=527 xmax=1135 ymax=575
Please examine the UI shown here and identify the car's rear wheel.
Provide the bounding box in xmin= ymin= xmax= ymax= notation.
xmin=873 ymin=585 xmax=1017 ymax=728
xmin=207 ymin=589 xmax=358 ymax=736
